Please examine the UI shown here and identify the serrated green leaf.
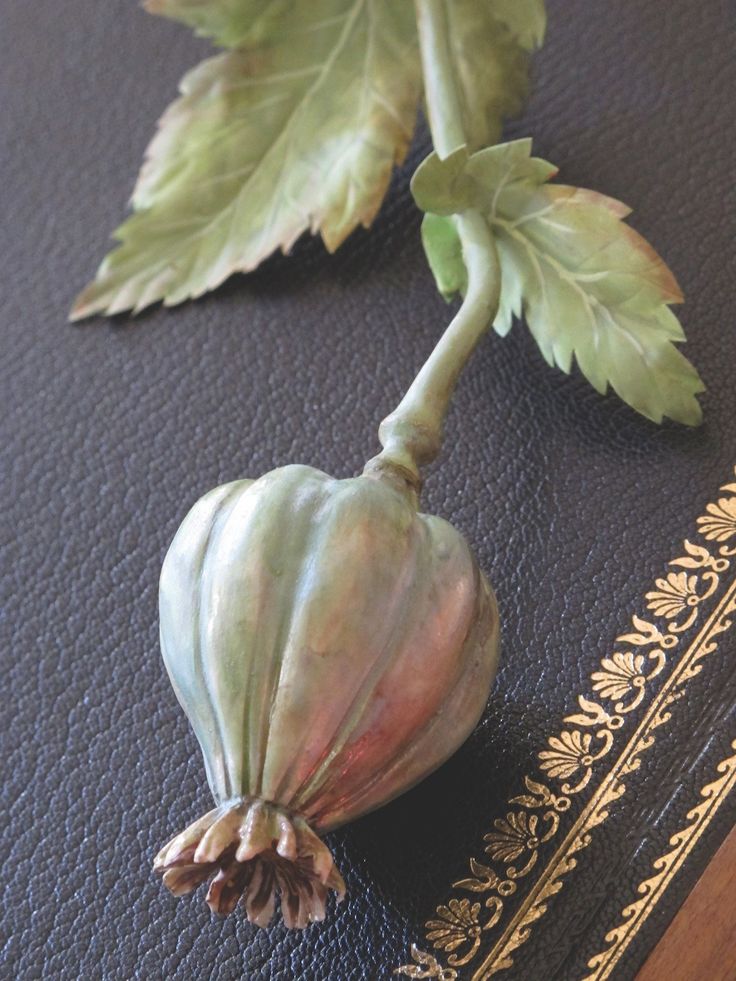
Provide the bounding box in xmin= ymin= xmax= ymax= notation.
xmin=484 ymin=145 xmax=703 ymax=423
xmin=144 ymin=0 xmax=287 ymax=49
xmin=412 ymin=139 xmax=557 ymax=217
xmin=72 ymin=0 xmax=420 ymax=319
xmin=421 ymin=214 xmax=467 ymax=301
xmin=441 ymin=0 xmax=546 ymax=150
xmin=464 ymin=138 xmax=558 ymax=199
xmin=414 ymin=140 xmax=704 ymax=425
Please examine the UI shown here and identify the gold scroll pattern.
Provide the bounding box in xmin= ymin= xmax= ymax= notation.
xmin=584 ymin=738 xmax=736 ymax=980
xmin=396 ymin=468 xmax=736 ymax=981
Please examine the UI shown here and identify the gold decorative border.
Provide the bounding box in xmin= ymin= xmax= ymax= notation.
xmin=396 ymin=469 xmax=736 ymax=980
xmin=583 ymin=737 xmax=736 ymax=980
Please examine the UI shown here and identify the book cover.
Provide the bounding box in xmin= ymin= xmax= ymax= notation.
xmin=1 ymin=1 xmax=734 ymax=978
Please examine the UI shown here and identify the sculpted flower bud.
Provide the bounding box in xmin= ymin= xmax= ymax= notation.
xmin=155 ymin=464 xmax=500 ymax=927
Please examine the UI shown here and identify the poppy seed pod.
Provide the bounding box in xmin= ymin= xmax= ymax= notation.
xmin=155 ymin=464 xmax=500 ymax=927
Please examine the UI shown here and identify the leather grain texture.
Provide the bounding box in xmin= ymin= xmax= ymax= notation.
xmin=1 ymin=1 xmax=735 ymax=979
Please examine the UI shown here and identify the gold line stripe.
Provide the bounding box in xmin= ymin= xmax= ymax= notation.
xmin=583 ymin=739 xmax=736 ymax=980
xmin=471 ymin=574 xmax=736 ymax=981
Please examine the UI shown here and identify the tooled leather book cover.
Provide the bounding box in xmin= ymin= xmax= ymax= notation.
xmin=2 ymin=1 xmax=735 ymax=979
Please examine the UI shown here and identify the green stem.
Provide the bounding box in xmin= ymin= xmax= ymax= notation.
xmin=364 ymin=0 xmax=501 ymax=495
xmin=415 ymin=0 xmax=466 ymax=156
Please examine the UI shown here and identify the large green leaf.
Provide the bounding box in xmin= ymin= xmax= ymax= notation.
xmin=412 ymin=140 xmax=704 ymax=425
xmin=441 ymin=0 xmax=546 ymax=150
xmin=144 ymin=0 xmax=291 ymax=49
xmin=72 ymin=0 xmax=420 ymax=318
xmin=490 ymin=0 xmax=547 ymax=50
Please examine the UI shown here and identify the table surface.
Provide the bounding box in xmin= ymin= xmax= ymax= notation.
xmin=636 ymin=825 xmax=736 ymax=981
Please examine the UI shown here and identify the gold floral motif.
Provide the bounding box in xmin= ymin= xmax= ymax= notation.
xmin=485 ymin=812 xmax=542 ymax=862
xmin=697 ymin=494 xmax=736 ymax=541
xmin=484 ymin=811 xmax=558 ymax=879
xmin=538 ymin=729 xmax=613 ymax=794
xmin=538 ymin=730 xmax=593 ymax=778
xmin=395 ymin=467 xmax=736 ymax=981
xmin=592 ymin=652 xmax=646 ymax=700
xmin=425 ymin=899 xmax=484 ymax=966
xmin=591 ymin=650 xmax=665 ymax=712
xmin=644 ymin=564 xmax=719 ymax=632
xmin=645 ymin=571 xmax=701 ymax=618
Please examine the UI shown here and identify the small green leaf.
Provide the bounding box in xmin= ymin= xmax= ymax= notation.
xmin=411 ymin=140 xmax=556 ymax=218
xmin=464 ymin=138 xmax=558 ymax=199
xmin=410 ymin=147 xmax=474 ymax=216
xmin=441 ymin=0 xmax=546 ymax=150
xmin=72 ymin=0 xmax=421 ymax=318
xmin=414 ymin=140 xmax=704 ymax=425
xmin=420 ymin=214 xmax=467 ymax=301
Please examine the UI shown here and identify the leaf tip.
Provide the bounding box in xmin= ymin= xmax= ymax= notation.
xmin=69 ymin=288 xmax=95 ymax=323
xmin=680 ymin=396 xmax=705 ymax=428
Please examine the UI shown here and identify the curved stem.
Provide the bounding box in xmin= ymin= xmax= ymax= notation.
xmin=364 ymin=0 xmax=501 ymax=495
xmin=366 ymin=214 xmax=500 ymax=490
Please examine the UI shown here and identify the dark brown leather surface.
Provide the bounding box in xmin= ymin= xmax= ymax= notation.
xmin=2 ymin=1 xmax=735 ymax=979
